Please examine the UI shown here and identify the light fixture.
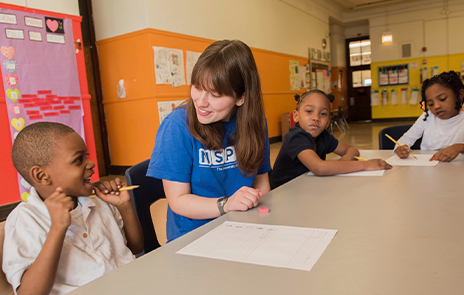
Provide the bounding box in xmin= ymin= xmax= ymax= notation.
xmin=382 ymin=32 xmax=392 ymax=43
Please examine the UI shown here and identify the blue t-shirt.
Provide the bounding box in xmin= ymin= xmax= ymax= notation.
xmin=270 ymin=123 xmax=339 ymax=189
xmin=147 ymin=107 xmax=271 ymax=242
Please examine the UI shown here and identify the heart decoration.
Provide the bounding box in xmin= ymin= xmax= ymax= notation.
xmin=6 ymin=89 xmax=20 ymax=102
xmin=11 ymin=117 xmax=25 ymax=131
xmin=21 ymin=192 xmax=30 ymax=202
xmin=20 ymin=178 xmax=31 ymax=190
xmin=4 ymin=74 xmax=18 ymax=87
xmin=2 ymin=60 xmax=18 ymax=73
xmin=8 ymin=103 xmax=21 ymax=115
xmin=46 ymin=19 xmax=59 ymax=32
xmin=0 ymin=46 xmax=15 ymax=60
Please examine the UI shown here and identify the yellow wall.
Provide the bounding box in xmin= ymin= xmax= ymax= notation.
xmin=96 ymin=29 xmax=308 ymax=166
xmin=371 ymin=53 xmax=464 ymax=119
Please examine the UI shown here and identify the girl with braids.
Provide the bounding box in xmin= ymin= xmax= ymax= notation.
xmin=147 ymin=40 xmax=271 ymax=241
xmin=270 ymin=90 xmax=391 ymax=189
xmin=395 ymin=71 xmax=464 ymax=162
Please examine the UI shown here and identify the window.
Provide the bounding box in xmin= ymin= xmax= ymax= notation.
xmin=349 ymin=40 xmax=371 ymax=66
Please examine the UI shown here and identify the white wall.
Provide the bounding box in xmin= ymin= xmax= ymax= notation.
xmin=0 ymin=0 xmax=79 ymax=16
xmin=345 ymin=25 xmax=369 ymax=39
xmin=330 ymin=24 xmax=346 ymax=67
xmin=91 ymin=0 xmax=331 ymax=58
xmin=343 ymin=0 xmax=464 ymax=63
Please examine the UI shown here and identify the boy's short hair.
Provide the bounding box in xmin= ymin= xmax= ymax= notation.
xmin=12 ymin=122 xmax=75 ymax=184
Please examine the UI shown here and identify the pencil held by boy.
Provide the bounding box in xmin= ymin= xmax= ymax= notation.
xmin=3 ymin=122 xmax=143 ymax=295
xmin=270 ymin=90 xmax=391 ymax=189
xmin=395 ymin=71 xmax=464 ymax=162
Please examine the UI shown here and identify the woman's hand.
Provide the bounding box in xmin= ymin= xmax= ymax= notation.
xmin=224 ymin=186 xmax=262 ymax=212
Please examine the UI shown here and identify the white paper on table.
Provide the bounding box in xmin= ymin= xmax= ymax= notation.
xmin=386 ymin=154 xmax=439 ymax=166
xmin=308 ymin=170 xmax=385 ymax=176
xmin=177 ymin=221 xmax=337 ymax=272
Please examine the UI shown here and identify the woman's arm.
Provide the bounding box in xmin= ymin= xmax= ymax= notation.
xmin=252 ymin=173 xmax=270 ymax=194
xmin=333 ymin=141 xmax=360 ymax=161
xmin=298 ymin=148 xmax=391 ymax=176
xmin=163 ymin=180 xmax=262 ymax=219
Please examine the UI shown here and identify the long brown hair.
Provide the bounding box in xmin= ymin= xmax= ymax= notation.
xmin=186 ymin=40 xmax=265 ymax=176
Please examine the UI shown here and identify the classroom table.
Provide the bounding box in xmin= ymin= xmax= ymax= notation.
xmin=69 ymin=150 xmax=464 ymax=295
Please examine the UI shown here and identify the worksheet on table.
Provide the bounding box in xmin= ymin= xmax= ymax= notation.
xmin=177 ymin=221 xmax=337 ymax=272
xmin=386 ymin=154 xmax=439 ymax=166
xmin=308 ymin=170 xmax=385 ymax=176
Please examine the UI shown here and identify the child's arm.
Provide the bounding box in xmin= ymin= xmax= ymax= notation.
xmin=298 ymin=147 xmax=392 ymax=176
xmin=94 ymin=179 xmax=144 ymax=255
xmin=430 ymin=143 xmax=464 ymax=162
xmin=17 ymin=188 xmax=74 ymax=295
xmin=333 ymin=141 xmax=360 ymax=161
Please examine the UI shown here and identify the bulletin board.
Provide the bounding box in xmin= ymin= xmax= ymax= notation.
xmin=0 ymin=3 xmax=98 ymax=205
xmin=310 ymin=61 xmax=331 ymax=94
xmin=378 ymin=64 xmax=409 ymax=87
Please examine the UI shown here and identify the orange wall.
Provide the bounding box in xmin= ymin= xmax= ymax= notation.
xmin=96 ymin=29 xmax=308 ymax=166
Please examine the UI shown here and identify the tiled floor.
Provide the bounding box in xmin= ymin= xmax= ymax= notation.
xmin=103 ymin=120 xmax=413 ymax=181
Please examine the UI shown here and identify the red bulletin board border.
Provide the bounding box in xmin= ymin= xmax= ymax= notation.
xmin=0 ymin=3 xmax=99 ymax=205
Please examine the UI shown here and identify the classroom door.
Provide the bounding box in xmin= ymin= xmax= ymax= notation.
xmin=346 ymin=38 xmax=372 ymax=121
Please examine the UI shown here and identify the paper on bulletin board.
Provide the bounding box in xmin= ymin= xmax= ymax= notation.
xmin=186 ymin=51 xmax=202 ymax=85
xmin=289 ymin=60 xmax=299 ymax=90
xmin=381 ymin=89 xmax=388 ymax=105
xmin=401 ymin=88 xmax=408 ymax=104
xmin=371 ymin=90 xmax=379 ymax=106
xmin=323 ymin=70 xmax=331 ymax=94
xmin=158 ymin=100 xmax=185 ymax=123
xmin=316 ymin=70 xmax=324 ymax=91
xmin=153 ymin=46 xmax=186 ymax=87
xmin=379 ymin=72 xmax=389 ymax=86
xmin=390 ymin=89 xmax=398 ymax=105
xmin=410 ymin=88 xmax=419 ymax=105
xmin=298 ymin=65 xmax=306 ymax=88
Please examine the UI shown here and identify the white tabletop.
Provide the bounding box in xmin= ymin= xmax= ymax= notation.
xmin=69 ymin=150 xmax=464 ymax=295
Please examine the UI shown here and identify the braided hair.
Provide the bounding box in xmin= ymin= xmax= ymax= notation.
xmin=420 ymin=71 xmax=464 ymax=120
xmin=294 ymin=89 xmax=335 ymax=110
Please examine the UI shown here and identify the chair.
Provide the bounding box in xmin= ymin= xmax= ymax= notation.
xmin=329 ymin=106 xmax=345 ymax=134
xmin=378 ymin=125 xmax=422 ymax=150
xmin=340 ymin=106 xmax=350 ymax=130
xmin=0 ymin=221 xmax=14 ymax=295
xmin=125 ymin=160 xmax=166 ymax=256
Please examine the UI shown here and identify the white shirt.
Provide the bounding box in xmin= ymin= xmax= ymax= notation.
xmin=2 ymin=188 xmax=134 ymax=295
xmin=397 ymin=110 xmax=464 ymax=150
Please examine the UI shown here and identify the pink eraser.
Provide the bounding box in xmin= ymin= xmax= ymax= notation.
xmin=259 ymin=207 xmax=269 ymax=213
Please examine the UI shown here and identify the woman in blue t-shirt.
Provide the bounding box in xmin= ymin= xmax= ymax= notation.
xmin=147 ymin=40 xmax=271 ymax=242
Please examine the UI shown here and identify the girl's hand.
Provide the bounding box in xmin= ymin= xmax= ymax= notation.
xmin=395 ymin=145 xmax=410 ymax=159
xmin=430 ymin=145 xmax=461 ymax=162
xmin=93 ymin=178 xmax=132 ymax=208
xmin=224 ymin=186 xmax=262 ymax=213
xmin=364 ymin=159 xmax=392 ymax=171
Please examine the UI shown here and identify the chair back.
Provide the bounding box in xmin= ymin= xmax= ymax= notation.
xmin=125 ymin=160 xmax=166 ymax=255
xmin=378 ymin=125 xmax=422 ymax=150
xmin=0 ymin=221 xmax=14 ymax=295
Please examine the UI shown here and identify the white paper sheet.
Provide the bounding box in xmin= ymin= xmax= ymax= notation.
xmin=186 ymin=51 xmax=202 ymax=85
xmin=308 ymin=170 xmax=385 ymax=176
xmin=386 ymin=154 xmax=439 ymax=166
xmin=391 ymin=90 xmax=398 ymax=105
xmin=410 ymin=88 xmax=419 ymax=105
xmin=371 ymin=90 xmax=379 ymax=106
xmin=177 ymin=221 xmax=337 ymax=272
xmin=153 ymin=46 xmax=186 ymax=87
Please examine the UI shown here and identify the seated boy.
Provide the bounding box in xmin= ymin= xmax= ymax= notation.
xmin=2 ymin=122 xmax=143 ymax=295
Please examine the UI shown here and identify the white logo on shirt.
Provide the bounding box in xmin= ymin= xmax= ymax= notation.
xmin=199 ymin=146 xmax=237 ymax=169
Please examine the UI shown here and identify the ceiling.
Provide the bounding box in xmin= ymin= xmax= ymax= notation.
xmin=331 ymin=0 xmax=420 ymax=10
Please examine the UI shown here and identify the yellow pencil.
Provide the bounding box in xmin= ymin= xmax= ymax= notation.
xmin=385 ymin=134 xmax=418 ymax=159
xmin=355 ymin=156 xmax=368 ymax=161
xmin=91 ymin=185 xmax=139 ymax=195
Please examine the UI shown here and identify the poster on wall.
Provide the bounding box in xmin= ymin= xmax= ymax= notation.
xmin=289 ymin=60 xmax=300 ymax=90
xmin=157 ymin=100 xmax=185 ymax=123
xmin=0 ymin=7 xmax=84 ymax=201
xmin=186 ymin=51 xmax=202 ymax=85
xmin=153 ymin=46 xmax=186 ymax=87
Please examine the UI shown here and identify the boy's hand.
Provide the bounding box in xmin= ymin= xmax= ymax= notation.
xmin=44 ymin=187 xmax=74 ymax=230
xmin=93 ymin=178 xmax=132 ymax=208
xmin=224 ymin=186 xmax=262 ymax=213
xmin=430 ymin=145 xmax=460 ymax=162
xmin=364 ymin=159 xmax=392 ymax=171
xmin=395 ymin=145 xmax=410 ymax=159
